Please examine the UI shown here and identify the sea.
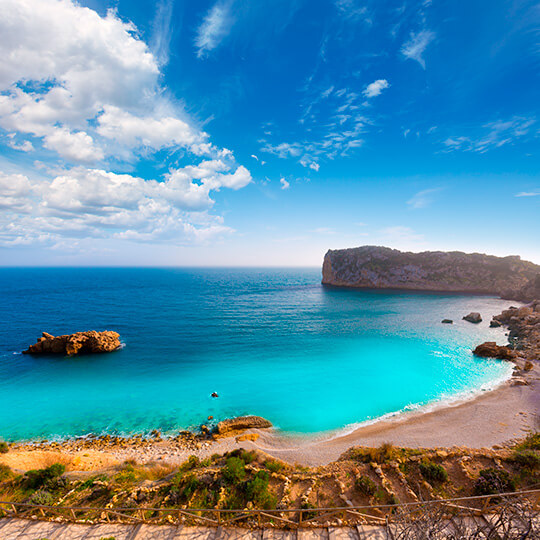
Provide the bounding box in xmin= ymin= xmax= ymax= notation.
xmin=0 ymin=267 xmax=515 ymax=441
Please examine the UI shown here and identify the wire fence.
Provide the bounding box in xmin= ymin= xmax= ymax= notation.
xmin=1 ymin=489 xmax=539 ymax=530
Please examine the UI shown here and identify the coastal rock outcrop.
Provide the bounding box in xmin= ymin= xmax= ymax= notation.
xmin=215 ymin=416 xmax=272 ymax=437
xmin=501 ymin=274 xmax=540 ymax=303
xmin=322 ymin=246 xmax=540 ymax=294
xmin=23 ymin=331 xmax=121 ymax=356
xmin=463 ymin=312 xmax=482 ymax=324
xmin=473 ymin=342 xmax=516 ymax=360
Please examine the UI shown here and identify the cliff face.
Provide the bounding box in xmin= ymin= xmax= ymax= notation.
xmin=322 ymin=246 xmax=540 ymax=296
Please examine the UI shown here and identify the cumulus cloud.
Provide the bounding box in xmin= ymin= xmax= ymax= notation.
xmin=280 ymin=178 xmax=290 ymax=190
xmin=363 ymin=79 xmax=390 ymax=98
xmin=0 ymin=163 xmax=251 ymax=246
xmin=195 ymin=1 xmax=234 ymax=58
xmin=401 ymin=30 xmax=435 ymax=68
xmin=0 ymin=0 xmax=251 ymax=248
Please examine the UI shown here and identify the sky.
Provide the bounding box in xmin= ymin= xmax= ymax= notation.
xmin=0 ymin=0 xmax=539 ymax=266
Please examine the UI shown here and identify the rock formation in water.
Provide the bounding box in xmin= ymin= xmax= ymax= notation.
xmin=322 ymin=246 xmax=540 ymax=295
xmin=23 ymin=331 xmax=121 ymax=356
xmin=473 ymin=341 xmax=516 ymax=360
xmin=215 ymin=416 xmax=272 ymax=437
xmin=463 ymin=312 xmax=482 ymax=323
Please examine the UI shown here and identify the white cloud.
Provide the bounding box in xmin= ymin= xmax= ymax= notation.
xmin=0 ymin=163 xmax=251 ymax=246
xmin=96 ymin=106 xmax=206 ymax=155
xmin=195 ymin=1 xmax=234 ymax=58
xmin=443 ymin=117 xmax=535 ymax=153
xmin=407 ymin=188 xmax=442 ymax=209
xmin=280 ymin=178 xmax=290 ymax=190
xmin=334 ymin=0 xmax=370 ymax=23
xmin=363 ymin=79 xmax=390 ymax=98
xmin=515 ymin=191 xmax=540 ymax=197
xmin=401 ymin=30 xmax=435 ymax=68
xmin=0 ymin=0 xmax=251 ymax=248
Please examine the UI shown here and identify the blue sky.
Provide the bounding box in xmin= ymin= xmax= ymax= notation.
xmin=0 ymin=0 xmax=538 ymax=266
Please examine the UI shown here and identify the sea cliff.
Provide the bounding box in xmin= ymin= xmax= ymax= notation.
xmin=322 ymin=246 xmax=540 ymax=298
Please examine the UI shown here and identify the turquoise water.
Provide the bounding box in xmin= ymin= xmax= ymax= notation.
xmin=0 ymin=268 xmax=513 ymax=441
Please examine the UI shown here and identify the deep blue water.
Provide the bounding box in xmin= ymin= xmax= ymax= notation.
xmin=0 ymin=268 xmax=514 ymax=441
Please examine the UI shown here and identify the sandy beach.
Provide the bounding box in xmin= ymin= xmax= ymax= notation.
xmin=2 ymin=361 xmax=537 ymax=473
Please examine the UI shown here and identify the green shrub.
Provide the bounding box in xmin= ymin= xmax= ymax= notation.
xmin=0 ymin=464 xmax=12 ymax=481
xmin=474 ymin=468 xmax=516 ymax=496
xmin=244 ymin=470 xmax=275 ymax=508
xmin=25 ymin=464 xmax=66 ymax=489
xmin=300 ymin=500 xmax=317 ymax=519
xmin=240 ymin=450 xmax=256 ymax=464
xmin=516 ymin=433 xmax=540 ymax=451
xmin=29 ymin=490 xmax=54 ymax=506
xmin=513 ymin=450 xmax=540 ymax=470
xmin=0 ymin=441 xmax=8 ymax=453
xmin=180 ymin=455 xmax=200 ymax=471
xmin=223 ymin=457 xmax=246 ymax=483
xmin=264 ymin=460 xmax=283 ymax=473
xmin=355 ymin=475 xmax=377 ymax=496
xmin=419 ymin=461 xmax=448 ymax=484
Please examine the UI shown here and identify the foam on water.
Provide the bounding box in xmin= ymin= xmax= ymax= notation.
xmin=0 ymin=268 xmax=516 ymax=441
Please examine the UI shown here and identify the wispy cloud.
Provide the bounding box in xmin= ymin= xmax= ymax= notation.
xmin=334 ymin=0 xmax=370 ymax=23
xmin=515 ymin=191 xmax=540 ymax=197
xmin=443 ymin=116 xmax=536 ymax=153
xmin=150 ymin=0 xmax=175 ymax=66
xmin=195 ymin=0 xmax=234 ymax=58
xmin=401 ymin=30 xmax=435 ymax=68
xmin=407 ymin=188 xmax=442 ymax=209
xmin=280 ymin=177 xmax=290 ymax=190
xmin=362 ymin=79 xmax=390 ymax=98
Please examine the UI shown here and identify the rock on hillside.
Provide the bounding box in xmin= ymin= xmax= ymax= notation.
xmin=322 ymin=246 xmax=540 ymax=295
xmin=23 ymin=331 xmax=121 ymax=356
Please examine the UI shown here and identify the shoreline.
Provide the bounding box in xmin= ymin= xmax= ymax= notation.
xmin=2 ymin=301 xmax=538 ymax=470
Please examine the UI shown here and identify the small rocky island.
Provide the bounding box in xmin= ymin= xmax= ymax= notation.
xmin=23 ymin=331 xmax=121 ymax=356
xmin=322 ymin=246 xmax=540 ymax=299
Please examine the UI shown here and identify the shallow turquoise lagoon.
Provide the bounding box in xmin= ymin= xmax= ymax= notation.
xmin=0 ymin=268 xmax=514 ymax=440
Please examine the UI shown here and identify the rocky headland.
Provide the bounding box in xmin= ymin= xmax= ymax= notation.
xmin=322 ymin=246 xmax=540 ymax=298
xmin=23 ymin=330 xmax=121 ymax=356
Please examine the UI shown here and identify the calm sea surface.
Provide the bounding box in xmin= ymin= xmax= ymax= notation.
xmin=0 ymin=268 xmax=514 ymax=441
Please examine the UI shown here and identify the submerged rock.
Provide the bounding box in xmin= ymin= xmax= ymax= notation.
xmin=490 ymin=319 xmax=502 ymax=328
xmin=463 ymin=312 xmax=482 ymax=323
xmin=441 ymin=319 xmax=453 ymax=324
xmin=215 ymin=415 xmax=272 ymax=437
xmin=473 ymin=341 xmax=516 ymax=360
xmin=23 ymin=331 xmax=121 ymax=356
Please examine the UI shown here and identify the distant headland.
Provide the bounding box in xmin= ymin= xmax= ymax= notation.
xmin=322 ymin=245 xmax=540 ymax=301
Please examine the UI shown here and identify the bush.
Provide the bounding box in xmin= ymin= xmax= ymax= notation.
xmin=0 ymin=441 xmax=8 ymax=453
xmin=264 ymin=460 xmax=283 ymax=473
xmin=474 ymin=468 xmax=516 ymax=496
xmin=240 ymin=450 xmax=256 ymax=464
xmin=223 ymin=457 xmax=246 ymax=483
xmin=0 ymin=464 xmax=12 ymax=481
xmin=517 ymin=433 xmax=540 ymax=451
xmin=349 ymin=443 xmax=396 ymax=464
xmin=29 ymin=490 xmax=54 ymax=506
xmin=244 ymin=470 xmax=275 ymax=508
xmin=25 ymin=464 xmax=66 ymax=490
xmin=180 ymin=455 xmax=200 ymax=471
xmin=355 ymin=475 xmax=377 ymax=496
xmin=419 ymin=461 xmax=448 ymax=484
xmin=513 ymin=450 xmax=540 ymax=470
